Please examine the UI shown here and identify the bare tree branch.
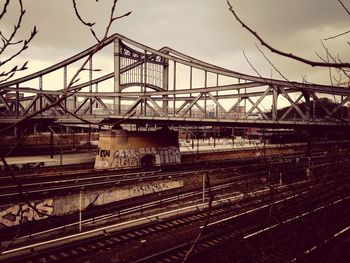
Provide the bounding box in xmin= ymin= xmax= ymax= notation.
xmin=324 ymin=29 xmax=350 ymax=41
xmin=0 ymin=0 xmax=37 ymax=83
xmin=317 ymin=41 xmax=350 ymax=81
xmin=242 ymin=50 xmax=267 ymax=81
xmin=0 ymin=26 xmax=37 ymax=67
xmin=0 ymin=0 xmax=10 ymax=20
xmin=112 ymin=11 xmax=132 ymax=22
xmin=227 ymin=0 xmax=350 ymax=68
xmin=182 ymin=173 xmax=214 ymax=262
xmin=72 ymin=0 xmax=95 ymax=27
xmin=255 ymin=44 xmax=291 ymax=83
xmin=0 ymin=0 xmax=130 ymax=134
xmin=337 ymin=0 xmax=350 ymax=16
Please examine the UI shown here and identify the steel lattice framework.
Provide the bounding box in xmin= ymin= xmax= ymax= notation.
xmin=0 ymin=34 xmax=349 ymax=129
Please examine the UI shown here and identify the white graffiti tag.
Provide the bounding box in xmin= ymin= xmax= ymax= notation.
xmin=0 ymin=199 xmax=54 ymax=228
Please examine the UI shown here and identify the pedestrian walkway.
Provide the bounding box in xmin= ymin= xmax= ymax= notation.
xmin=0 ymin=152 xmax=96 ymax=167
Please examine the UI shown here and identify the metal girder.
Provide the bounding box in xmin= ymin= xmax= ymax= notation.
xmin=225 ymin=98 xmax=242 ymax=119
xmin=279 ymin=87 xmax=306 ymax=119
xmin=73 ymin=98 xmax=89 ymax=114
xmin=280 ymin=94 xmax=304 ymax=120
xmin=94 ymin=97 xmax=112 ymax=115
xmin=244 ymin=86 xmax=271 ymax=119
xmin=124 ymin=97 xmax=142 ymax=115
xmin=179 ymin=93 xmax=203 ymax=117
xmin=145 ymin=101 xmax=161 ymax=116
xmin=329 ymin=96 xmax=350 ymax=117
xmin=0 ymin=94 xmax=15 ymax=116
xmin=0 ymin=83 xmax=301 ymax=98
xmin=175 ymin=100 xmax=189 ymax=115
xmin=146 ymin=96 xmax=166 ymax=116
xmin=245 ymin=97 xmax=269 ymax=120
xmin=207 ymin=92 xmax=227 ymax=115
xmin=23 ymin=95 xmax=39 ymax=115
xmin=311 ymin=93 xmax=333 ymax=117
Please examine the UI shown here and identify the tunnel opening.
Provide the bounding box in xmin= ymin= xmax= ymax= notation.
xmin=140 ymin=154 xmax=156 ymax=168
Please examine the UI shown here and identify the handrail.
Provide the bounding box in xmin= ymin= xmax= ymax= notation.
xmin=0 ymin=33 xmax=348 ymax=98
xmin=0 ymin=35 xmax=118 ymax=88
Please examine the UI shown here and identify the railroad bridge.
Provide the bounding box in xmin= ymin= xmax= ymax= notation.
xmin=1 ymin=34 xmax=350 ymax=263
xmin=0 ymin=34 xmax=349 ymax=130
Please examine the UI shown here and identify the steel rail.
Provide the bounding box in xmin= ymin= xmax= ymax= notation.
xmin=134 ymin=178 xmax=350 ymax=263
xmin=6 ymin=177 xmax=259 ymax=245
xmin=0 ymin=150 xmax=321 ymax=197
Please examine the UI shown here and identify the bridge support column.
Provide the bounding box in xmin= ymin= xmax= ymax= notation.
xmin=272 ymin=86 xmax=278 ymax=120
xmin=39 ymin=76 xmax=43 ymax=110
xmin=162 ymin=52 xmax=169 ymax=115
xmin=15 ymin=84 xmax=19 ymax=118
xmin=114 ymin=38 xmax=121 ymax=115
xmin=89 ymin=58 xmax=93 ymax=115
xmin=304 ymin=92 xmax=311 ymax=120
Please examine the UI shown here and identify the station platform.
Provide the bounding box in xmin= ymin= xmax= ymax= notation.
xmin=179 ymin=138 xmax=264 ymax=154
xmin=0 ymin=138 xmax=265 ymax=168
xmin=0 ymin=152 xmax=96 ymax=168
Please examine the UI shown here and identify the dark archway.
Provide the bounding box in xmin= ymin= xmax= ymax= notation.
xmin=140 ymin=154 xmax=156 ymax=168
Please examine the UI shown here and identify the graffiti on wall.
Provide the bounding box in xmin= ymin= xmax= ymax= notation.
xmin=0 ymin=199 xmax=54 ymax=228
xmin=131 ymin=181 xmax=176 ymax=194
xmin=112 ymin=147 xmax=141 ymax=167
xmin=95 ymin=180 xmax=184 ymax=205
xmin=0 ymin=180 xmax=183 ymax=228
xmin=96 ymin=146 xmax=181 ymax=169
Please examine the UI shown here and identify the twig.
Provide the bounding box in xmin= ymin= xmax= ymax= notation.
xmin=255 ymin=45 xmax=290 ymax=83
xmin=0 ymin=157 xmax=54 ymax=219
xmin=0 ymin=0 xmax=10 ymax=20
xmin=182 ymin=173 xmax=214 ymax=262
xmin=72 ymin=0 xmax=95 ymax=27
xmin=226 ymin=0 xmax=350 ymax=68
xmin=324 ymin=29 xmax=350 ymax=41
xmin=337 ymin=0 xmax=350 ymax=16
xmin=0 ymin=0 xmax=131 ymax=134
xmin=0 ymin=0 xmax=37 ymax=82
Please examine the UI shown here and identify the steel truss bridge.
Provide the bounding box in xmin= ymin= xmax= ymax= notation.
xmin=0 ymin=34 xmax=350 ymax=130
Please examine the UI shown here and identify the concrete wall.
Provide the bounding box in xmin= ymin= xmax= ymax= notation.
xmin=95 ymin=127 xmax=181 ymax=169
xmin=0 ymin=179 xmax=183 ymax=228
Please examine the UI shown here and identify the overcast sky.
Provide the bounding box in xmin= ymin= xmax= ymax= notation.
xmin=2 ymin=0 xmax=350 ymax=86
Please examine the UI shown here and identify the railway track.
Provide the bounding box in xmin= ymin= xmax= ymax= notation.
xmin=135 ymin=173 xmax=350 ymax=263
xmin=0 ymin=171 xmax=264 ymax=242
xmin=0 ymin=154 xmax=343 ymax=206
xmin=0 ymin=153 xmax=315 ymax=203
xmin=1 ymin=169 xmax=349 ymax=263
xmin=0 ymin=152 xmax=343 ymax=240
xmin=0 ymin=152 xmax=333 ymax=191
